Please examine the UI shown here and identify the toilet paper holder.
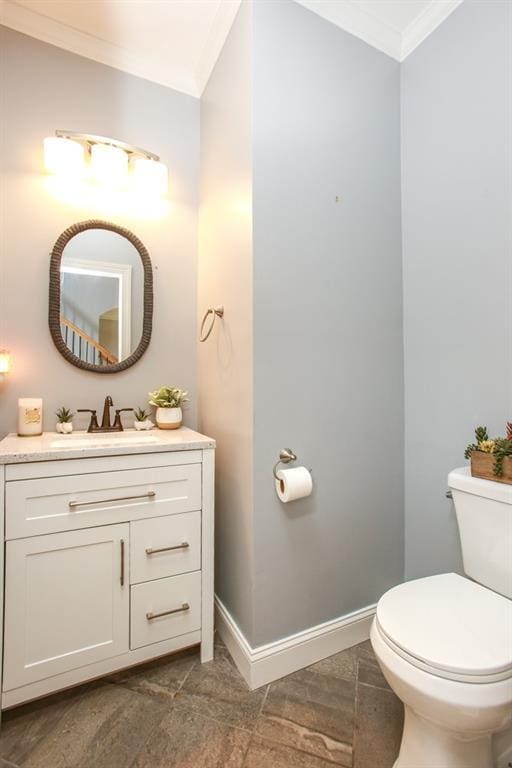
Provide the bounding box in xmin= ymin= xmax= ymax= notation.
xmin=272 ymin=448 xmax=298 ymax=480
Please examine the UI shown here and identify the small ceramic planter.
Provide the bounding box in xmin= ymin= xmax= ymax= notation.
xmin=134 ymin=419 xmax=154 ymax=431
xmin=56 ymin=422 xmax=73 ymax=434
xmin=156 ymin=407 xmax=182 ymax=430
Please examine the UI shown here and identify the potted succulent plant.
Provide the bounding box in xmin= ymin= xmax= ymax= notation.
xmin=55 ymin=406 xmax=74 ymax=434
xmin=148 ymin=386 xmax=188 ymax=430
xmin=133 ymin=407 xmax=154 ymax=431
xmin=464 ymin=423 xmax=512 ymax=484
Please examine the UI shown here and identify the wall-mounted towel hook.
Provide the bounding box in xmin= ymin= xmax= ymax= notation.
xmin=273 ymin=448 xmax=297 ymax=480
xmin=199 ymin=306 xmax=224 ymax=342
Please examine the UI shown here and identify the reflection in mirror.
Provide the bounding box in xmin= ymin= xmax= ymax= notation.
xmin=60 ymin=230 xmax=144 ymax=366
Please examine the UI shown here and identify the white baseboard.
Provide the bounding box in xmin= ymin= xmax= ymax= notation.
xmin=215 ymin=596 xmax=376 ymax=690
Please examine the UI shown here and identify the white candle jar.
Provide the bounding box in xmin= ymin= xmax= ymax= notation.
xmin=18 ymin=398 xmax=43 ymax=436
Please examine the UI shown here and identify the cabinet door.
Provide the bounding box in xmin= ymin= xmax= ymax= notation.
xmin=3 ymin=524 xmax=129 ymax=691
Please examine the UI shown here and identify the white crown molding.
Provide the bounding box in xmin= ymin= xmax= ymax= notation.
xmin=296 ymin=0 xmax=402 ymax=60
xmin=296 ymin=0 xmax=464 ymax=63
xmin=0 ymin=0 xmax=465 ymax=96
xmin=0 ymin=0 xmax=199 ymax=97
xmin=401 ymin=0 xmax=463 ymax=60
xmin=194 ymin=0 xmax=241 ymax=94
xmin=215 ymin=594 xmax=375 ymax=689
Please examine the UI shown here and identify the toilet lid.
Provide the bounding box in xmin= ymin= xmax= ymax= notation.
xmin=376 ymin=573 xmax=512 ymax=681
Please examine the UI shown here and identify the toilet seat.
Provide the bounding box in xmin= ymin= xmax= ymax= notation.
xmin=376 ymin=573 xmax=512 ymax=684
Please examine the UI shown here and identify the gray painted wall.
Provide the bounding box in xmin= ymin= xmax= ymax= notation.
xmin=0 ymin=27 xmax=199 ymax=434
xmin=198 ymin=3 xmax=255 ymax=640
xmin=251 ymin=0 xmax=404 ymax=645
xmin=401 ymin=0 xmax=512 ymax=579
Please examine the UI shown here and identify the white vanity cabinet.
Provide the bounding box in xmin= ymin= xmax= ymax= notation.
xmin=4 ymin=523 xmax=130 ymax=691
xmin=0 ymin=429 xmax=215 ymax=709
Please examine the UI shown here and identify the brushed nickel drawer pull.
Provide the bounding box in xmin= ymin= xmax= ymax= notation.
xmin=145 ymin=542 xmax=190 ymax=555
xmin=120 ymin=539 xmax=125 ymax=587
xmin=146 ymin=602 xmax=190 ymax=621
xmin=69 ymin=491 xmax=156 ymax=509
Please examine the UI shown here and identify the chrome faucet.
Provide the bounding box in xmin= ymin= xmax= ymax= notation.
xmin=78 ymin=396 xmax=133 ymax=433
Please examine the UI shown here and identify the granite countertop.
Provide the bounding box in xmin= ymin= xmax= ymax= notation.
xmin=0 ymin=427 xmax=215 ymax=464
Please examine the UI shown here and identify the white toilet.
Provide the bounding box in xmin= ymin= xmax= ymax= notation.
xmin=371 ymin=467 xmax=512 ymax=768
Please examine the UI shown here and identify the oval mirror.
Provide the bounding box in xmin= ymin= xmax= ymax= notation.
xmin=49 ymin=220 xmax=153 ymax=373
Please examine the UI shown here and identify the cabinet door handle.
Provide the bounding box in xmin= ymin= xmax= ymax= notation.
xmin=145 ymin=542 xmax=189 ymax=555
xmin=120 ymin=539 xmax=125 ymax=587
xmin=146 ymin=603 xmax=190 ymax=621
xmin=69 ymin=491 xmax=156 ymax=509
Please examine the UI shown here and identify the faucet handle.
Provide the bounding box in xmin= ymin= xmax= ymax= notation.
xmin=77 ymin=409 xmax=99 ymax=432
xmin=113 ymin=408 xmax=133 ymax=430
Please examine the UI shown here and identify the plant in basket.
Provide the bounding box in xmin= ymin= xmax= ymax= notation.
xmin=465 ymin=423 xmax=512 ymax=484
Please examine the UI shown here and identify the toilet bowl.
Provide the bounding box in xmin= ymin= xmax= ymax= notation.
xmin=371 ymin=468 xmax=512 ymax=768
xmin=371 ymin=575 xmax=512 ymax=767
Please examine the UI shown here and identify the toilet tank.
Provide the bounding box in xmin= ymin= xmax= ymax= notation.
xmin=448 ymin=467 xmax=512 ymax=599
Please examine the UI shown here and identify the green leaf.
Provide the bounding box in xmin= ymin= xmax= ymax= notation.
xmin=475 ymin=426 xmax=489 ymax=444
xmin=148 ymin=386 xmax=189 ymax=409
xmin=55 ymin=406 xmax=73 ymax=423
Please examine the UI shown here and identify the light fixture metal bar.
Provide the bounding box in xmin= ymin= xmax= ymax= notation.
xmin=55 ymin=130 xmax=160 ymax=161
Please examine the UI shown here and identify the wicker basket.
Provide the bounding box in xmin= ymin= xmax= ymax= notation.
xmin=470 ymin=451 xmax=512 ymax=485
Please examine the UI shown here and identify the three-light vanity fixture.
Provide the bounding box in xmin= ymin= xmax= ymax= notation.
xmin=43 ymin=131 xmax=168 ymax=195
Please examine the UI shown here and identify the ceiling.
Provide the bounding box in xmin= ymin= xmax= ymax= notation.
xmin=0 ymin=0 xmax=242 ymax=97
xmin=0 ymin=0 xmax=463 ymax=97
xmin=296 ymin=0 xmax=462 ymax=60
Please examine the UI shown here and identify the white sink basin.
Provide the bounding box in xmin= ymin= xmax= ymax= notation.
xmin=49 ymin=432 xmax=160 ymax=449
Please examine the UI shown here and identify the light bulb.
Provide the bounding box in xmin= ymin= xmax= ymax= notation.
xmin=131 ymin=157 xmax=168 ymax=196
xmin=0 ymin=349 xmax=13 ymax=375
xmin=43 ymin=137 xmax=85 ymax=177
xmin=91 ymin=144 xmax=128 ymax=187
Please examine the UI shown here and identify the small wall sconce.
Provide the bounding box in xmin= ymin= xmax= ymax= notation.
xmin=43 ymin=131 xmax=168 ymax=196
xmin=0 ymin=349 xmax=13 ymax=379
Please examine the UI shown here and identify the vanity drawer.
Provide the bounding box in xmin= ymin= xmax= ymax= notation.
xmin=130 ymin=571 xmax=201 ymax=650
xmin=6 ymin=464 xmax=201 ymax=539
xmin=130 ymin=511 xmax=201 ymax=584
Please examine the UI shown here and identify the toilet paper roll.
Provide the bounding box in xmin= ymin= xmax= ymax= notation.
xmin=275 ymin=466 xmax=313 ymax=503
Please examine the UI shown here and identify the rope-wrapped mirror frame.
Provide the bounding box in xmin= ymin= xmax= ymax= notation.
xmin=49 ymin=219 xmax=153 ymax=374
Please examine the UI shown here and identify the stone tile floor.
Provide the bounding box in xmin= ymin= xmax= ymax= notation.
xmin=0 ymin=637 xmax=403 ymax=768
